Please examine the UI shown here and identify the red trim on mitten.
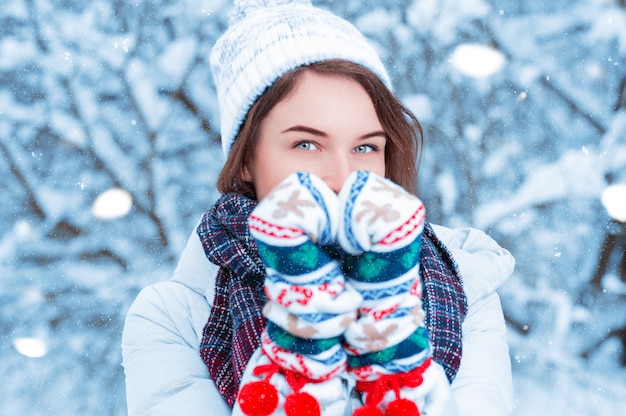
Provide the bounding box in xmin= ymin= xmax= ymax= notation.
xmin=353 ymin=358 xmax=432 ymax=416
xmin=284 ymin=391 xmax=321 ymax=416
xmin=237 ymin=379 xmax=279 ymax=416
xmin=385 ymin=398 xmax=420 ymax=416
xmin=353 ymin=405 xmax=385 ymax=416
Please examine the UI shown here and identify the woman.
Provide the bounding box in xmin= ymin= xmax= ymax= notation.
xmin=122 ymin=1 xmax=514 ymax=415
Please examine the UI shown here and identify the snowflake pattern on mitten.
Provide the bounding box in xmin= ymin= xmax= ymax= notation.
xmin=235 ymin=172 xmax=362 ymax=416
xmin=337 ymin=171 xmax=451 ymax=416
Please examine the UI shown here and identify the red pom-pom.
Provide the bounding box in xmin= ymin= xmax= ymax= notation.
xmin=353 ymin=405 xmax=385 ymax=416
xmin=385 ymin=398 xmax=420 ymax=416
xmin=284 ymin=392 xmax=321 ymax=416
xmin=237 ymin=380 xmax=279 ymax=416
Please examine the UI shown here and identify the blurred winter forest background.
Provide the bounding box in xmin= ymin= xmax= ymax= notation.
xmin=2 ymin=0 xmax=626 ymax=414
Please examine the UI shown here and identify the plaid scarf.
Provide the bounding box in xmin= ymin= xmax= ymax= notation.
xmin=198 ymin=193 xmax=467 ymax=407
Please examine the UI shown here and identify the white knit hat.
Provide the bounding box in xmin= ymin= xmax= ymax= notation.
xmin=210 ymin=0 xmax=392 ymax=155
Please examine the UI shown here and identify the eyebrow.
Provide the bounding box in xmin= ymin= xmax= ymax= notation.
xmin=281 ymin=125 xmax=387 ymax=139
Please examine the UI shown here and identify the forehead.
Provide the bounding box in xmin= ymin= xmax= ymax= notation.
xmin=268 ymin=71 xmax=376 ymax=119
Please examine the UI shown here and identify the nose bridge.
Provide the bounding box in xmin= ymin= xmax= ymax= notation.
xmin=324 ymin=150 xmax=352 ymax=193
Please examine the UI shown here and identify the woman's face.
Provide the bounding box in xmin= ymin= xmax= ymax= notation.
xmin=245 ymin=71 xmax=387 ymax=200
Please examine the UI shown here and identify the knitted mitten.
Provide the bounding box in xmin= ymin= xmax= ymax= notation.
xmin=337 ymin=171 xmax=451 ymax=416
xmin=235 ymin=172 xmax=362 ymax=416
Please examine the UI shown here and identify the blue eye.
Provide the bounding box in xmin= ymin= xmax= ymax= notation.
xmin=354 ymin=144 xmax=377 ymax=153
xmin=295 ymin=141 xmax=318 ymax=151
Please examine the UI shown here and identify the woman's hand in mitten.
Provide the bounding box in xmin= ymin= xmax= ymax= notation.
xmin=335 ymin=171 xmax=451 ymax=416
xmin=249 ymin=171 xmax=362 ymax=321
xmin=240 ymin=172 xmax=362 ymax=416
xmin=250 ymin=171 xmax=339 ymax=247
xmin=336 ymin=170 xmax=427 ymax=356
xmin=337 ymin=170 xmax=425 ymax=256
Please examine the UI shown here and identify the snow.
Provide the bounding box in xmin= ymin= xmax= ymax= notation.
xmin=602 ymin=185 xmax=626 ymax=223
xmin=2 ymin=0 xmax=626 ymax=415
xmin=475 ymin=149 xmax=606 ymax=228
xmin=13 ymin=337 xmax=48 ymax=358
xmin=0 ymin=38 xmax=38 ymax=70
xmin=125 ymin=58 xmax=171 ymax=131
xmin=403 ymin=93 xmax=433 ymax=122
xmin=449 ymin=43 xmax=507 ymax=78
xmin=91 ymin=188 xmax=133 ymax=220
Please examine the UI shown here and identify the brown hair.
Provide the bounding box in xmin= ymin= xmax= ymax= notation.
xmin=216 ymin=59 xmax=423 ymax=199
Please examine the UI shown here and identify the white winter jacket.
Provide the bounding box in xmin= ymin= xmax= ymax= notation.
xmin=122 ymin=223 xmax=514 ymax=416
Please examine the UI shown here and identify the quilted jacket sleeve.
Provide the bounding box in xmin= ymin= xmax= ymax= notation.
xmin=122 ymin=281 xmax=231 ymax=416
xmin=433 ymin=225 xmax=515 ymax=416
xmin=121 ymin=227 xmax=231 ymax=416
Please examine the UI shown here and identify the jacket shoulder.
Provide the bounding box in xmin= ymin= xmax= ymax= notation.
xmin=124 ymin=281 xmax=210 ymax=345
xmin=122 ymin=281 xmax=230 ymax=415
xmin=430 ymin=224 xmax=515 ymax=306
